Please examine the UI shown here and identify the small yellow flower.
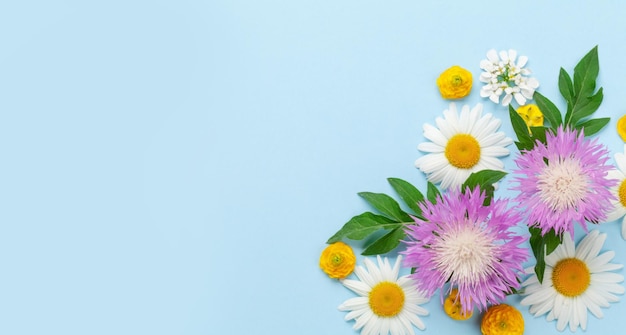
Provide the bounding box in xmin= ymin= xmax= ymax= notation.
xmin=319 ymin=242 xmax=356 ymax=279
xmin=617 ymin=114 xmax=626 ymax=142
xmin=481 ymin=304 xmax=524 ymax=335
xmin=436 ymin=66 xmax=473 ymax=99
xmin=516 ymin=104 xmax=544 ymax=133
xmin=443 ymin=288 xmax=473 ymax=320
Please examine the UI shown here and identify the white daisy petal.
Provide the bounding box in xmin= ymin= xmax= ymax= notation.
xmin=416 ymin=142 xmax=444 ymax=153
xmin=520 ymin=230 xmax=624 ymax=332
xmin=341 ymin=280 xmax=371 ymax=297
xmin=601 ymin=149 xmax=626 ymax=230
xmin=339 ymin=256 xmax=429 ymax=335
xmin=588 ymin=251 xmax=623 ymax=273
xmin=422 ymin=123 xmax=448 ymax=147
xmin=615 ymin=152 xmax=626 ymax=173
xmin=414 ymin=102 xmax=511 ymax=190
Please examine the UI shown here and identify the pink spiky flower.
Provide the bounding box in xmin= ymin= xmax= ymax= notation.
xmin=511 ymin=127 xmax=616 ymax=237
xmin=402 ymin=187 xmax=528 ymax=315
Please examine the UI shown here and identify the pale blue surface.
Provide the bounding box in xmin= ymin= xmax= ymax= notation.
xmin=1 ymin=1 xmax=626 ymax=334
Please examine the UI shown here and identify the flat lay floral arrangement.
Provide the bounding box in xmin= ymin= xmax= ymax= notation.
xmin=319 ymin=46 xmax=626 ymax=335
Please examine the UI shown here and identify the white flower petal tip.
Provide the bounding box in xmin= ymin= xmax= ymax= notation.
xmin=520 ymin=230 xmax=624 ymax=332
xmin=414 ymin=103 xmax=511 ymax=190
xmin=338 ymin=256 xmax=429 ymax=335
xmin=479 ymin=49 xmax=539 ymax=107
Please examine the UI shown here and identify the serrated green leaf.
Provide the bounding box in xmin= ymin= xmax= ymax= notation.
xmin=509 ymin=105 xmax=532 ymax=144
xmin=559 ymin=67 xmax=574 ymax=102
xmin=573 ymin=46 xmax=599 ymax=101
xmin=576 ymin=117 xmax=610 ymax=137
xmin=387 ymin=178 xmax=425 ymax=216
xmin=426 ymin=182 xmax=440 ymax=204
xmin=569 ymin=88 xmax=603 ymax=125
xmin=358 ymin=192 xmax=412 ymax=222
xmin=362 ymin=227 xmax=406 ymax=255
xmin=534 ymin=92 xmax=562 ymax=129
xmin=326 ymin=212 xmax=399 ymax=243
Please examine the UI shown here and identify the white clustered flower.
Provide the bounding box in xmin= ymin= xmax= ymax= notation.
xmin=479 ymin=49 xmax=540 ymax=106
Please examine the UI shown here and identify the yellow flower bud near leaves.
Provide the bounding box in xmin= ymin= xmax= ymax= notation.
xmin=481 ymin=304 xmax=524 ymax=335
xmin=516 ymin=104 xmax=544 ymax=133
xmin=443 ymin=288 xmax=473 ymax=320
xmin=319 ymin=242 xmax=356 ymax=279
xmin=436 ymin=65 xmax=473 ymax=99
xmin=617 ymin=114 xmax=626 ymax=142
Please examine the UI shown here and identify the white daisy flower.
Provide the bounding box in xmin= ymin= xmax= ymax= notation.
xmin=604 ymin=144 xmax=626 ymax=240
xmin=520 ymin=230 xmax=625 ymax=332
xmin=479 ymin=49 xmax=539 ymax=106
xmin=415 ymin=103 xmax=513 ymax=190
xmin=339 ymin=255 xmax=429 ymax=335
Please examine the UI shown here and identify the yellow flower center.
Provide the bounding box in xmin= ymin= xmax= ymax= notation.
xmin=369 ymin=282 xmax=405 ymax=317
xmin=551 ymin=258 xmax=591 ymax=297
xmin=331 ymin=254 xmax=343 ymax=265
xmin=443 ymin=288 xmax=472 ymax=320
xmin=481 ymin=304 xmax=524 ymax=335
xmin=445 ymin=134 xmax=481 ymax=169
xmin=619 ymin=180 xmax=626 ymax=208
xmin=451 ymin=75 xmax=463 ymax=86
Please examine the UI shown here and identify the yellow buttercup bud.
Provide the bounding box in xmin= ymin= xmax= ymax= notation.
xmin=319 ymin=242 xmax=356 ymax=279
xmin=481 ymin=304 xmax=524 ymax=335
xmin=437 ymin=66 xmax=473 ymax=99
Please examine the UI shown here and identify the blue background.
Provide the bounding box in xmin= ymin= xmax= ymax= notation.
xmin=2 ymin=1 xmax=626 ymax=334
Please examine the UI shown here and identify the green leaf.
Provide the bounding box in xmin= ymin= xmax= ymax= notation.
xmin=544 ymin=229 xmax=562 ymax=255
xmin=573 ymin=46 xmax=599 ymax=101
xmin=387 ymin=178 xmax=425 ymax=216
xmin=462 ymin=170 xmax=507 ymax=191
xmin=362 ymin=227 xmax=406 ymax=255
xmin=558 ymin=67 xmax=574 ymax=102
xmin=358 ymin=192 xmax=413 ymax=222
xmin=576 ymin=117 xmax=610 ymax=137
xmin=461 ymin=170 xmax=507 ymax=206
xmin=528 ymin=227 xmax=547 ymax=283
xmin=569 ymin=88 xmax=603 ymax=125
xmin=528 ymin=227 xmax=563 ymax=283
xmin=530 ymin=126 xmax=548 ymax=146
xmin=534 ymin=92 xmax=562 ymax=129
xmin=509 ymin=105 xmax=532 ymax=145
xmin=514 ymin=140 xmax=533 ymax=152
xmin=327 ymin=212 xmax=399 ymax=243
xmin=426 ymin=182 xmax=440 ymax=204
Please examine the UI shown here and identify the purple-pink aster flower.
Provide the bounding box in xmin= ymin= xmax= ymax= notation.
xmin=511 ymin=127 xmax=616 ymax=237
xmin=402 ymin=187 xmax=528 ymax=315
